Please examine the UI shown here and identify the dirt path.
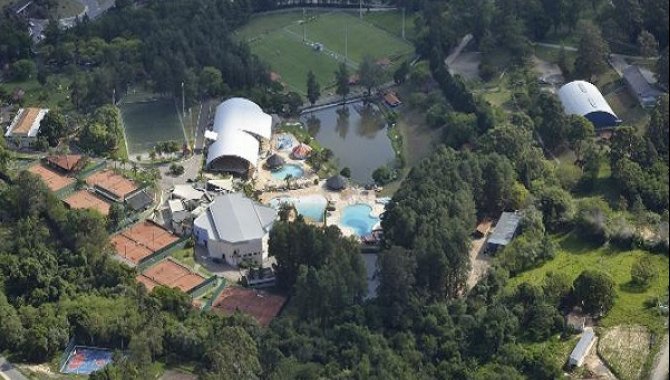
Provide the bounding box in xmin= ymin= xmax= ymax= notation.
xmin=651 ymin=334 xmax=669 ymax=380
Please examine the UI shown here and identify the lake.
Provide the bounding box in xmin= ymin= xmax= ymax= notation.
xmin=301 ymin=102 xmax=395 ymax=183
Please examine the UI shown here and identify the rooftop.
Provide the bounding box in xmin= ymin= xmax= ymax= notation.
xmin=172 ymin=185 xmax=205 ymax=201
xmin=126 ymin=190 xmax=153 ymax=211
xmin=194 ymin=193 xmax=276 ymax=243
xmin=488 ymin=211 xmax=522 ymax=247
xmin=45 ymin=155 xmax=84 ymax=173
xmin=5 ymin=108 xmax=48 ymax=138
xmin=570 ymin=329 xmax=595 ymax=361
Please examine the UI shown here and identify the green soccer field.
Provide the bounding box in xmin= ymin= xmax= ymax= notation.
xmin=236 ymin=10 xmax=414 ymax=95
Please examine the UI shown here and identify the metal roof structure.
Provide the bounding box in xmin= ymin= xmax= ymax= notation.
xmin=126 ymin=190 xmax=153 ymax=211
xmin=172 ymin=184 xmax=205 ymax=201
xmin=569 ymin=330 xmax=595 ymax=364
xmin=487 ymin=211 xmax=522 ymax=247
xmin=623 ymin=65 xmax=663 ymax=107
xmin=193 ymin=193 xmax=276 ymax=243
xmin=205 ymin=98 xmax=272 ymax=171
xmin=558 ymin=81 xmax=620 ymax=128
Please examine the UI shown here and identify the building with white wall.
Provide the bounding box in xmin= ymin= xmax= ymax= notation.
xmin=193 ymin=193 xmax=276 ymax=266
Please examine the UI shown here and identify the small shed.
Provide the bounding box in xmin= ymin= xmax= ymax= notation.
xmin=568 ymin=329 xmax=596 ymax=368
xmin=291 ymin=144 xmax=312 ymax=160
xmin=623 ymin=65 xmax=663 ymax=108
xmin=266 ymin=154 xmax=286 ymax=170
xmin=384 ymin=92 xmax=402 ymax=107
xmin=486 ymin=211 xmax=522 ymax=253
xmin=126 ymin=190 xmax=153 ymax=212
xmin=326 ymin=175 xmax=348 ymax=191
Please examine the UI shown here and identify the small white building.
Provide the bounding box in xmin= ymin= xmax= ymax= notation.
xmin=4 ymin=107 xmax=48 ymax=149
xmin=193 ymin=193 xmax=277 ymax=266
xmin=568 ymin=329 xmax=596 ymax=368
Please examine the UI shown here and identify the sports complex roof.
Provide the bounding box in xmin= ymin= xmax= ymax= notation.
xmin=5 ymin=108 xmax=48 ymax=138
xmin=558 ymin=81 xmax=620 ymax=128
xmin=194 ymin=193 xmax=276 ymax=243
xmin=205 ymin=98 xmax=272 ymax=171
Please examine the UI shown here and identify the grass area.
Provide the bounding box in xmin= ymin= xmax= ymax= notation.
xmin=361 ymin=10 xmax=418 ymax=41
xmin=508 ymin=233 xmax=669 ymax=333
xmin=605 ymin=89 xmax=650 ymax=129
xmin=598 ymin=325 xmax=652 ymax=380
xmin=0 ymin=76 xmax=73 ymax=110
xmin=235 ymin=10 xmax=414 ymax=94
xmin=521 ymin=335 xmax=579 ymax=371
xmin=171 ymin=247 xmax=212 ymax=277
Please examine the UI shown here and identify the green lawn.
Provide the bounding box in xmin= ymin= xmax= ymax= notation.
xmin=509 ymin=233 xmax=669 ymax=333
xmin=236 ymin=10 xmax=414 ymax=94
xmin=361 ymin=10 xmax=418 ymax=42
xmin=1 ymin=76 xmax=73 ymax=110
xmin=171 ymin=247 xmax=212 ymax=277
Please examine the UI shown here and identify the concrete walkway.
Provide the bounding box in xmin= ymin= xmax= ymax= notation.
xmin=650 ymin=334 xmax=669 ymax=380
xmin=0 ymin=356 xmax=27 ymax=380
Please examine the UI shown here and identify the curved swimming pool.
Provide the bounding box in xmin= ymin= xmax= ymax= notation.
xmin=269 ymin=194 xmax=327 ymax=222
xmin=271 ymin=164 xmax=305 ymax=180
xmin=340 ymin=204 xmax=379 ymax=237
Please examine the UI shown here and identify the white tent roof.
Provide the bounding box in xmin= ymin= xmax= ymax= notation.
xmin=172 ymin=185 xmax=205 ymax=201
xmin=206 ymin=98 xmax=272 ymax=169
xmin=557 ymin=81 xmax=617 ymax=119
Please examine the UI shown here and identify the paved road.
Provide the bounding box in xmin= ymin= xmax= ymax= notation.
xmin=0 ymin=356 xmax=27 ymax=380
xmin=651 ymin=334 xmax=669 ymax=380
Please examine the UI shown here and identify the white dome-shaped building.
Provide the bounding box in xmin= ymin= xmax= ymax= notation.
xmin=205 ymin=98 xmax=272 ymax=175
xmin=558 ymin=81 xmax=621 ymax=128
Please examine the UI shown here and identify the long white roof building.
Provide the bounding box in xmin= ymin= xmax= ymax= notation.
xmin=557 ymin=81 xmax=620 ymax=128
xmin=205 ymin=98 xmax=272 ymax=174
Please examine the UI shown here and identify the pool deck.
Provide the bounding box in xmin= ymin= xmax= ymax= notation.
xmin=256 ymin=132 xmax=385 ymax=238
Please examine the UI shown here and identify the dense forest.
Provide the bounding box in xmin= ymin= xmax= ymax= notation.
xmin=1 ymin=0 xmax=669 ymax=378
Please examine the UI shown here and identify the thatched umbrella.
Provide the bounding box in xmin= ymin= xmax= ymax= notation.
xmin=266 ymin=154 xmax=285 ymax=170
xmin=326 ymin=174 xmax=348 ymax=191
xmin=291 ymin=144 xmax=312 ymax=160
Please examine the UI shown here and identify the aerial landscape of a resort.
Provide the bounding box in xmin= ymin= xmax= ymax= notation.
xmin=0 ymin=0 xmax=668 ymax=379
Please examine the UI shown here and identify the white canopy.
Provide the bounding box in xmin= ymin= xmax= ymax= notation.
xmin=206 ymin=98 xmax=272 ymax=170
xmin=558 ymin=81 xmax=617 ymax=119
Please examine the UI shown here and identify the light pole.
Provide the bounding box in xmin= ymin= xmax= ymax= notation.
xmin=181 ymin=82 xmax=185 ymax=118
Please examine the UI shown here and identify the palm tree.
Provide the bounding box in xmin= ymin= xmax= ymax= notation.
xmin=284 ymin=174 xmax=293 ymax=189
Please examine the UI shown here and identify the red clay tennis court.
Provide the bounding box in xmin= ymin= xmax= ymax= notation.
xmin=86 ymin=170 xmax=138 ymax=200
xmin=64 ymin=190 xmax=112 ymax=216
xmin=211 ymin=287 xmax=287 ymax=327
xmin=111 ymin=221 xmax=177 ymax=264
xmin=137 ymin=259 xmax=205 ymax=293
xmin=28 ymin=164 xmax=75 ymax=192
xmin=122 ymin=220 xmax=178 ymax=252
xmin=111 ymin=234 xmax=153 ymax=264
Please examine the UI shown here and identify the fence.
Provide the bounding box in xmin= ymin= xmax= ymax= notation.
xmin=76 ymin=160 xmax=107 ymax=180
xmin=188 ymin=275 xmax=219 ymax=299
xmin=201 ymin=278 xmax=228 ymax=312
xmin=55 ymin=180 xmax=78 ymax=200
xmin=58 ymin=337 xmax=77 ymax=373
xmin=136 ymin=236 xmax=189 ymax=272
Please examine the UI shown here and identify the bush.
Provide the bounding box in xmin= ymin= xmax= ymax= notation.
xmin=574 ymin=200 xmax=610 ymax=245
xmin=169 ymin=164 xmax=185 ymax=176
xmin=372 ymin=165 xmax=394 ymax=186
xmin=608 ymin=216 xmax=635 ymax=249
xmin=630 ymin=256 xmax=656 ymax=288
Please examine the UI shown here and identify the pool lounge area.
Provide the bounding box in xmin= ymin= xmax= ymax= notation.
xmin=269 ymin=194 xmax=328 ymax=222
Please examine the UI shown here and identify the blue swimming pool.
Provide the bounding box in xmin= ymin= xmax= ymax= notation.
xmin=269 ymin=195 xmax=327 ymax=221
xmin=271 ymin=164 xmax=304 ymax=180
xmin=340 ymin=204 xmax=379 ymax=237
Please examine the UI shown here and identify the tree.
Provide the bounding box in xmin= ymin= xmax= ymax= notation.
xmin=198 ymin=66 xmax=223 ymax=98
xmin=358 ymin=55 xmax=383 ymax=97
xmin=630 ymin=256 xmax=656 ymax=288
xmin=107 ymin=203 xmax=125 ymax=231
xmin=335 ymin=63 xmax=350 ymax=102
xmin=573 ymin=270 xmax=616 ymax=316
xmin=646 ymin=95 xmax=669 ymax=161
xmin=657 ymin=47 xmax=669 ymax=90
xmin=38 ymin=110 xmax=68 ymax=147
xmin=0 ymin=291 xmax=24 ymax=350
xmin=169 ymin=163 xmax=185 ymax=176
xmin=566 ymin=115 xmax=595 ymax=158
xmin=11 ymin=59 xmax=37 ymax=81
xmin=393 ymin=61 xmax=410 ymax=84
xmin=201 ymin=327 xmax=261 ymax=379
xmin=637 ymin=30 xmax=659 ymax=57
xmin=372 ymin=165 xmax=394 ymax=185
xmin=306 ymin=71 xmax=320 ymax=106
xmin=574 ymin=21 xmax=610 ymax=80
xmin=339 ymin=167 xmax=351 ymax=178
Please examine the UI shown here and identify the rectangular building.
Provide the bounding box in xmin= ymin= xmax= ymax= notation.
xmin=4 ymin=108 xmax=48 ymax=149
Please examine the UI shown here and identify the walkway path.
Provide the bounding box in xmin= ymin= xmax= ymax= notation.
xmin=650 ymin=334 xmax=669 ymax=380
xmin=0 ymin=356 xmax=27 ymax=380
